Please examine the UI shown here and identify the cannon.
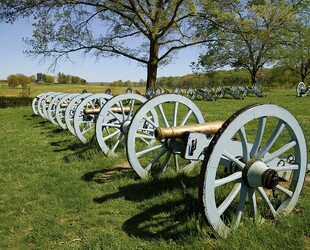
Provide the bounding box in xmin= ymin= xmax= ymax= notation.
xmin=214 ymin=84 xmax=244 ymax=99
xmin=125 ymin=94 xmax=307 ymax=237
xmin=47 ymin=93 xmax=71 ymax=125
xmin=185 ymin=84 xmax=215 ymax=101
xmin=95 ymin=93 xmax=157 ymax=155
xmin=72 ymin=93 xmax=113 ymax=143
xmin=244 ymin=82 xmax=265 ymax=97
xmin=172 ymin=85 xmax=183 ymax=95
xmin=55 ymin=93 xmax=81 ymax=129
xmin=296 ymin=82 xmax=310 ymax=97
xmin=145 ymin=86 xmax=163 ymax=99
xmin=34 ymin=92 xmax=60 ymax=118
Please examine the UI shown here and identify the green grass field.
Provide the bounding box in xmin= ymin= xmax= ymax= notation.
xmin=0 ymin=86 xmax=309 ymax=249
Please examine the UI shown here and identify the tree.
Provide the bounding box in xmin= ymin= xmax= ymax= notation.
xmin=7 ymin=73 xmax=32 ymax=88
xmin=57 ymin=72 xmax=70 ymax=84
xmin=36 ymin=73 xmax=45 ymax=83
xmin=45 ymin=75 xmax=55 ymax=84
xmin=276 ymin=13 xmax=310 ymax=82
xmin=192 ymin=0 xmax=305 ymax=84
xmin=0 ymin=0 xmax=213 ymax=90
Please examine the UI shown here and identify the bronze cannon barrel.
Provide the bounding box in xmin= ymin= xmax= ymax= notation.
xmin=154 ymin=121 xmax=224 ymax=141
xmin=83 ymin=106 xmax=131 ymax=115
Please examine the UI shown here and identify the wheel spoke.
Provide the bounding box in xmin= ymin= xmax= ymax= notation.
xmin=172 ymin=102 xmax=179 ymax=127
xmin=137 ymin=144 xmax=164 ymax=158
xmin=135 ymin=132 xmax=155 ymax=140
xmin=161 ymin=150 xmax=172 ymax=172
xmin=110 ymin=133 xmax=123 ymax=153
xmin=248 ymin=188 xmax=257 ymax=219
xmin=223 ymin=150 xmax=245 ymax=169
xmin=258 ymin=120 xmax=285 ymax=158
xmin=257 ymin=187 xmax=277 ymax=217
xmin=180 ymin=108 xmax=193 ymax=126
xmin=276 ymin=184 xmax=293 ymax=197
xmin=142 ymin=115 xmax=158 ymax=128
xmin=215 ymin=172 xmax=242 ymax=188
xmin=271 ymin=164 xmax=299 ymax=172
xmin=101 ymin=123 xmax=121 ymax=129
xmin=108 ymin=109 xmax=122 ymax=123
xmin=118 ymin=101 xmax=126 ymax=120
xmin=238 ymin=126 xmax=250 ymax=162
xmin=217 ymin=183 xmax=241 ymax=216
xmin=127 ymin=99 xmax=135 ymax=119
xmin=145 ymin=147 xmax=168 ymax=172
xmin=102 ymin=130 xmax=120 ymax=141
xmin=235 ymin=184 xmax=247 ymax=227
xmin=137 ymin=127 xmax=155 ymax=133
xmin=262 ymin=140 xmax=296 ymax=163
xmin=81 ymin=124 xmax=94 ymax=134
xmin=158 ymin=104 xmax=169 ymax=127
xmin=250 ymin=117 xmax=266 ymax=157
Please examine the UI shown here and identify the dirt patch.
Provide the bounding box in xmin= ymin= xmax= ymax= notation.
xmin=117 ymin=161 xmax=131 ymax=169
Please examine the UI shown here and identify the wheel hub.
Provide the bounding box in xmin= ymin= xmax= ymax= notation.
xmin=242 ymin=158 xmax=279 ymax=189
xmin=121 ymin=120 xmax=131 ymax=134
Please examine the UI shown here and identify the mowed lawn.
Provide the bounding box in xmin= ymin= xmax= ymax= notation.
xmin=0 ymin=87 xmax=309 ymax=249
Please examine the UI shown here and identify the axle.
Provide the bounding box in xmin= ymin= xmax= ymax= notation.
xmin=155 ymin=121 xmax=224 ymax=140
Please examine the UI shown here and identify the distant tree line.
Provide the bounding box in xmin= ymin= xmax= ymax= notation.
xmin=37 ymin=72 xmax=87 ymax=85
xmin=5 ymin=72 xmax=87 ymax=88
xmin=3 ymin=66 xmax=302 ymax=90
xmin=104 ymin=79 xmax=146 ymax=88
xmin=156 ymin=66 xmax=300 ymax=89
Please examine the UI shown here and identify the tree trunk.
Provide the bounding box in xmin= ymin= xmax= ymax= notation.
xmin=146 ymin=39 xmax=159 ymax=91
xmin=301 ymin=74 xmax=305 ymax=82
xmin=146 ymin=60 xmax=158 ymax=90
xmin=251 ymin=74 xmax=256 ymax=85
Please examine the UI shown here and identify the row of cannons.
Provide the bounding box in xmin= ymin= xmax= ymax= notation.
xmin=32 ymin=90 xmax=306 ymax=238
xmin=145 ymin=82 xmax=265 ymax=100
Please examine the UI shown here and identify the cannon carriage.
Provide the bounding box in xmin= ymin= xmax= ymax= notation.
xmin=32 ymin=91 xmax=307 ymax=238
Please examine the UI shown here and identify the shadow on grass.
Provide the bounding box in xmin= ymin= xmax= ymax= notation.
xmin=82 ymin=167 xmax=133 ymax=183
xmin=92 ymin=174 xmax=199 ymax=203
xmin=91 ymin=173 xmax=202 ymax=240
xmin=122 ymin=198 xmax=200 ymax=240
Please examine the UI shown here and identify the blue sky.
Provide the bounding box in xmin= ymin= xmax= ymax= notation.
xmin=0 ymin=20 xmax=202 ymax=83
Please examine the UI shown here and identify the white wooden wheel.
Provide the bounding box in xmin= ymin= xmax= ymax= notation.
xmin=73 ymin=93 xmax=112 ymax=144
xmin=126 ymin=94 xmax=204 ymax=178
xmin=199 ymin=103 xmax=307 ymax=238
xmin=55 ymin=93 xmax=79 ymax=129
xmin=42 ymin=92 xmax=62 ymax=119
xmin=65 ymin=93 xmax=93 ymax=136
xmin=32 ymin=93 xmax=44 ymax=115
xmin=95 ymin=93 xmax=150 ymax=155
xmin=38 ymin=92 xmax=57 ymax=118
xmin=47 ymin=93 xmax=68 ymax=124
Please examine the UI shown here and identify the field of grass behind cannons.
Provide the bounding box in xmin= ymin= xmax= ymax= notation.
xmin=0 ymin=85 xmax=309 ymax=249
